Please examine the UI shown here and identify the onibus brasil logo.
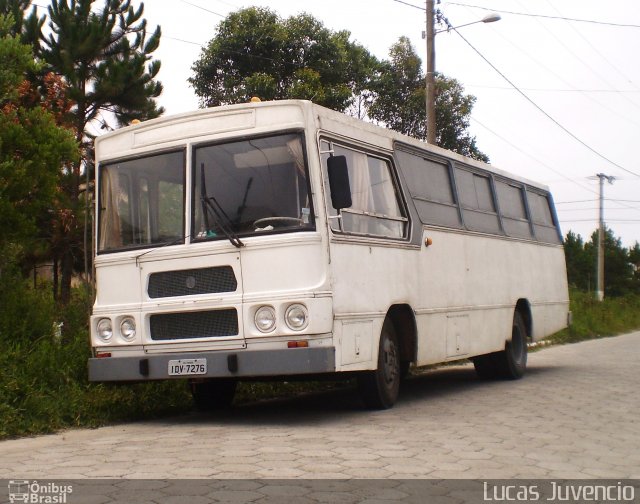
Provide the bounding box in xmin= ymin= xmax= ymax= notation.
xmin=7 ymin=480 xmax=72 ymax=503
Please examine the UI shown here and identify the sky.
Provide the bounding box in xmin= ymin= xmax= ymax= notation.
xmin=129 ymin=1 xmax=640 ymax=247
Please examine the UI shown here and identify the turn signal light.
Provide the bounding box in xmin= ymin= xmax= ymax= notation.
xmin=287 ymin=341 xmax=309 ymax=349
xmin=96 ymin=351 xmax=112 ymax=358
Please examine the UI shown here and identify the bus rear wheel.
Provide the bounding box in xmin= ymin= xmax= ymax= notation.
xmin=473 ymin=311 xmax=528 ymax=380
xmin=358 ymin=318 xmax=401 ymax=409
xmin=190 ymin=378 xmax=237 ymax=411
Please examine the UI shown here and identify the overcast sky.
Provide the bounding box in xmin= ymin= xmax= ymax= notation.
xmin=137 ymin=0 xmax=640 ymax=247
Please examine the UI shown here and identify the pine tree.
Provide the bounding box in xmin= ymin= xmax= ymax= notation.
xmin=0 ymin=13 xmax=78 ymax=267
xmin=38 ymin=0 xmax=163 ymax=303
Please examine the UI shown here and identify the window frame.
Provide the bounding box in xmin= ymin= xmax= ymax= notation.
xmin=190 ymin=130 xmax=316 ymax=243
xmin=96 ymin=148 xmax=186 ymax=254
xmin=453 ymin=164 xmax=504 ymax=235
xmin=394 ymin=146 xmax=464 ymax=230
xmin=525 ymin=188 xmax=562 ymax=244
xmin=320 ymin=138 xmax=410 ymax=242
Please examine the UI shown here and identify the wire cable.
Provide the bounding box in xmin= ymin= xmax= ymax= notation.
xmin=445 ymin=2 xmax=640 ymax=28
xmin=451 ymin=26 xmax=640 ymax=178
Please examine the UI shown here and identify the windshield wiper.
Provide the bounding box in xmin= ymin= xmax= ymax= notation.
xmin=200 ymin=163 xmax=244 ymax=248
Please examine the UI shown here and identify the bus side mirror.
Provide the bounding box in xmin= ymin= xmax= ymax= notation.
xmin=327 ymin=155 xmax=352 ymax=210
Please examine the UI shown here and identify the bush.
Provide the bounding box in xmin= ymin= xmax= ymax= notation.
xmin=0 ymin=274 xmax=191 ymax=439
xmin=549 ymin=289 xmax=640 ymax=345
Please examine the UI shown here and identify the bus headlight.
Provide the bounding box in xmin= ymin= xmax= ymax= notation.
xmin=255 ymin=306 xmax=276 ymax=333
xmin=120 ymin=317 xmax=136 ymax=341
xmin=97 ymin=318 xmax=113 ymax=342
xmin=285 ymin=304 xmax=308 ymax=331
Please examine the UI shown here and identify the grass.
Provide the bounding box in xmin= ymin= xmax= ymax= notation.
xmin=1 ymin=281 xmax=639 ymax=439
xmin=548 ymin=289 xmax=640 ymax=345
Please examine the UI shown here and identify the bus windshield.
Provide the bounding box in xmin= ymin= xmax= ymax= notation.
xmin=192 ymin=133 xmax=314 ymax=241
xmin=98 ymin=150 xmax=185 ymax=252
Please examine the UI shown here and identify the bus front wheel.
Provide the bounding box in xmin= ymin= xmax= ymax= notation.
xmin=358 ymin=318 xmax=401 ymax=409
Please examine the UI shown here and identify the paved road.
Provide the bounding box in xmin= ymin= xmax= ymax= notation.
xmin=1 ymin=332 xmax=639 ymax=482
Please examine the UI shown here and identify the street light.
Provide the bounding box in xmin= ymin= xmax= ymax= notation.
xmin=425 ymin=4 xmax=501 ymax=144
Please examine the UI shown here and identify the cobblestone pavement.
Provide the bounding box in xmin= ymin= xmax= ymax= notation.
xmin=1 ymin=332 xmax=639 ymax=483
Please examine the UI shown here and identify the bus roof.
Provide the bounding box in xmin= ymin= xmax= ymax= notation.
xmin=95 ymin=99 xmax=550 ymax=193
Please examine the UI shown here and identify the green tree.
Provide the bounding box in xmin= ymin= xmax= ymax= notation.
xmin=0 ymin=14 xmax=78 ymax=267
xmin=584 ymin=227 xmax=634 ymax=297
xmin=36 ymin=0 xmax=163 ymax=303
xmin=189 ymin=7 xmax=379 ymax=112
xmin=630 ymin=242 xmax=640 ymax=293
xmin=563 ymin=230 xmax=592 ymax=291
xmin=0 ymin=0 xmax=43 ymax=44
xmin=368 ymin=37 xmax=488 ymax=162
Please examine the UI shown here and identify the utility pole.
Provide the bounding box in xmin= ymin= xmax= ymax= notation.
xmin=425 ymin=0 xmax=436 ymax=144
xmin=595 ymin=173 xmax=615 ymax=301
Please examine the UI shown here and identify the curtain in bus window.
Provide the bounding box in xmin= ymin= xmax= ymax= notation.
xmin=343 ymin=151 xmax=374 ymax=234
xmin=99 ymin=166 xmax=123 ymax=250
xmin=324 ymin=143 xmax=406 ymax=238
xmin=286 ymin=138 xmax=305 ymax=175
xmin=345 ymin=151 xmax=404 ymax=237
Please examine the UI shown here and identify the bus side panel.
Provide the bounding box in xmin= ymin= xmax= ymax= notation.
xmin=328 ymin=227 xmax=569 ymax=371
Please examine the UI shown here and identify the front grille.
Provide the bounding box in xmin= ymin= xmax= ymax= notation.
xmin=150 ymin=309 xmax=239 ymax=340
xmin=148 ymin=266 xmax=237 ymax=298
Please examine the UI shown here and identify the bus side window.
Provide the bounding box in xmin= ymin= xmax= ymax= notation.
xmin=496 ymin=181 xmax=532 ymax=239
xmin=321 ymin=141 xmax=408 ymax=239
xmin=395 ymin=149 xmax=462 ymax=229
xmin=527 ymin=190 xmax=561 ymax=244
xmin=455 ymin=167 xmax=502 ymax=234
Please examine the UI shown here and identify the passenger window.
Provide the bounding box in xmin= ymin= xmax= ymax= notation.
xmin=496 ymin=181 xmax=532 ymax=239
xmin=528 ymin=191 xmax=554 ymax=225
xmin=527 ymin=191 xmax=560 ymax=244
xmin=395 ymin=149 xmax=462 ymax=229
xmin=455 ymin=167 xmax=502 ymax=234
xmin=322 ymin=141 xmax=407 ymax=239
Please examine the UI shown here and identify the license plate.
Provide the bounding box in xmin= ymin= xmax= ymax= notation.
xmin=168 ymin=358 xmax=207 ymax=376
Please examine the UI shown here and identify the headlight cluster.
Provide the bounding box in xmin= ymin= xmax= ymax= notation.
xmin=96 ymin=317 xmax=136 ymax=343
xmin=254 ymin=303 xmax=309 ymax=333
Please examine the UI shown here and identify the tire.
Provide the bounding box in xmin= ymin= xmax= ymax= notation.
xmin=500 ymin=311 xmax=528 ymax=379
xmin=358 ymin=318 xmax=401 ymax=409
xmin=473 ymin=352 xmax=499 ymax=379
xmin=473 ymin=311 xmax=528 ymax=380
xmin=190 ymin=379 xmax=237 ymax=411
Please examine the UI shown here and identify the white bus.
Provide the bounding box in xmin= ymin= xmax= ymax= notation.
xmin=89 ymin=100 xmax=570 ymax=409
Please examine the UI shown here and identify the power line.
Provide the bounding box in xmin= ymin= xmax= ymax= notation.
xmin=557 ymin=198 xmax=640 ymax=204
xmin=542 ymin=0 xmax=640 ymax=100
xmin=466 ymin=84 xmax=640 ymax=94
xmin=180 ymin=0 xmax=226 ymax=17
xmin=445 ymin=2 xmax=640 ymax=29
xmin=450 ymin=26 xmax=640 ymax=179
xmin=562 ymin=218 xmax=640 ymax=222
xmin=391 ymin=0 xmax=425 ymax=11
xmin=164 ymin=35 xmax=203 ymax=47
xmin=471 ymin=117 xmax=600 ymax=197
